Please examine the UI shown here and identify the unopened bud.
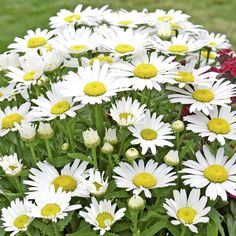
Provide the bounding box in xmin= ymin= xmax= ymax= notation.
xmin=157 ymin=22 xmax=172 ymax=41
xmin=101 ymin=142 xmax=114 ymax=154
xmin=128 ymin=195 xmax=145 ymax=210
xmin=171 ymin=120 xmax=185 ymax=133
xmin=83 ymin=128 xmax=100 ymax=148
xmin=164 ymin=150 xmax=179 ymax=166
xmin=61 ymin=143 xmax=70 ymax=151
xmin=37 ymin=122 xmax=54 ymax=139
xmin=125 ymin=148 xmax=139 ymax=161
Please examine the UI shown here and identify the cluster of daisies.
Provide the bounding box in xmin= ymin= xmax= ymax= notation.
xmin=0 ymin=4 xmax=236 ymax=236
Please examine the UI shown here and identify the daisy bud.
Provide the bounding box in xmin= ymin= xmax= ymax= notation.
xmin=37 ymin=122 xmax=54 ymax=139
xmin=164 ymin=150 xmax=179 ymax=167
xmin=157 ymin=22 xmax=172 ymax=41
xmin=61 ymin=143 xmax=70 ymax=151
xmin=171 ymin=120 xmax=185 ymax=133
xmin=128 ymin=195 xmax=145 ymax=210
xmin=125 ymin=148 xmax=139 ymax=161
xmin=17 ymin=123 xmax=36 ymax=142
xmin=104 ymin=128 xmax=118 ymax=145
xmin=0 ymin=153 xmax=22 ymax=176
xmin=83 ymin=128 xmax=100 ymax=149
xmin=101 ymin=142 xmax=114 ymax=154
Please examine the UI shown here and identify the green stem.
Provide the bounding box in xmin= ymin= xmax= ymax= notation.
xmin=53 ymin=222 xmax=60 ymax=236
xmin=28 ymin=142 xmax=37 ymax=166
xmin=92 ymin=148 xmax=98 ymax=169
xmin=94 ymin=104 xmax=105 ymax=138
xmin=64 ymin=120 xmax=75 ymax=151
xmin=15 ymin=133 xmax=24 ymax=159
xmin=130 ymin=210 xmax=139 ymax=235
xmin=206 ymin=47 xmax=211 ymax=64
xmin=197 ymin=49 xmax=202 ymax=68
xmin=176 ymin=132 xmax=180 ymax=151
xmin=180 ymin=225 xmax=187 ymax=236
xmin=108 ymin=154 xmax=113 ymax=170
xmin=147 ymin=89 xmax=152 ymax=108
xmin=13 ymin=177 xmax=23 ymax=194
xmin=45 ymin=139 xmax=53 ymax=162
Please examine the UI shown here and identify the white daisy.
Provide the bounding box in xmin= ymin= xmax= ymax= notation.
xmin=181 ymin=145 xmax=236 ymax=201
xmin=60 ymin=60 xmax=129 ymax=105
xmin=49 ymin=4 xmax=108 ymax=29
xmin=99 ymin=26 xmax=150 ymax=57
xmin=24 ymin=160 xmax=90 ymax=198
xmin=113 ymin=159 xmax=177 ymax=198
xmin=111 ymin=51 xmax=178 ymax=91
xmin=29 ymin=186 xmax=81 ymax=222
xmin=0 ymin=153 xmax=22 ymax=176
xmin=0 ymin=102 xmax=32 ymax=137
xmin=54 ymin=26 xmax=100 ymax=54
xmin=110 ymin=96 xmax=146 ymax=126
xmin=8 ymin=28 xmax=54 ymax=52
xmin=6 ymin=51 xmax=45 ymax=86
xmin=128 ymin=110 xmax=174 ymax=155
xmin=169 ymin=61 xmax=217 ymax=88
xmin=79 ymin=197 xmax=126 ymax=235
xmin=1 ymin=198 xmax=33 ymax=236
xmin=31 ymin=83 xmax=83 ymax=121
xmin=184 ymin=105 xmax=236 ymax=145
xmin=164 ymin=188 xmax=210 ymax=233
xmin=0 ymin=83 xmax=17 ymax=102
xmin=81 ymin=54 xmax=120 ymax=66
xmin=167 ymin=79 xmax=236 ymax=115
xmin=153 ymin=34 xmax=208 ymax=55
xmin=0 ymin=51 xmax=19 ymax=71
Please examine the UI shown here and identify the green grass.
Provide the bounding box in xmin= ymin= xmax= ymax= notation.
xmin=0 ymin=0 xmax=235 ymax=53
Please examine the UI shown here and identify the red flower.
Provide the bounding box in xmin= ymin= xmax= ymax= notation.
xmin=217 ymin=49 xmax=233 ymax=56
xmin=181 ymin=105 xmax=190 ymax=117
xmin=230 ymin=67 xmax=236 ymax=78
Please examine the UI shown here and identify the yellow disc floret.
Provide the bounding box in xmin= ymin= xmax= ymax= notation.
xmin=84 ymin=81 xmax=107 ymax=97
xmin=14 ymin=214 xmax=30 ymax=229
xmin=140 ymin=128 xmax=157 ymax=140
xmin=23 ymin=71 xmax=36 ymax=81
xmin=118 ymin=20 xmax=133 ymax=25
xmin=204 ymin=164 xmax=228 ymax=183
xmin=133 ymin=64 xmax=158 ymax=79
xmin=177 ymin=207 xmax=197 ymax=224
xmin=70 ymin=44 xmax=88 ymax=51
xmin=41 ymin=204 xmax=61 ymax=217
xmin=168 ymin=45 xmax=189 ymax=53
xmin=64 ymin=14 xmax=81 ymax=23
xmin=175 ymin=71 xmax=195 ymax=83
xmin=96 ymin=212 xmax=114 ymax=228
xmin=157 ymin=16 xmax=174 ymax=22
xmin=50 ymin=101 xmax=71 ymax=115
xmin=27 ymin=37 xmax=47 ymax=48
xmin=90 ymin=56 xmax=113 ymax=65
xmin=115 ymin=44 xmax=135 ymax=53
xmin=133 ymin=172 xmax=157 ymax=188
xmin=2 ymin=113 xmax=23 ymax=129
xmin=52 ymin=175 xmax=77 ymax=192
xmin=192 ymin=89 xmax=215 ymax=102
xmin=207 ymin=118 xmax=230 ymax=134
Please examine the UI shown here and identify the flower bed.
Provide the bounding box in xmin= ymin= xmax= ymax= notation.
xmin=0 ymin=4 xmax=236 ymax=236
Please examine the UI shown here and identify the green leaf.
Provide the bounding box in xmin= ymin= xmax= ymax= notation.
xmin=48 ymin=156 xmax=72 ymax=167
xmin=68 ymin=153 xmax=94 ymax=164
xmin=66 ymin=226 xmax=97 ymax=236
xmin=57 ymin=212 xmax=73 ymax=232
xmin=139 ymin=211 xmax=166 ymax=222
xmin=166 ymin=221 xmax=181 ymax=236
xmin=105 ymin=190 xmax=130 ymax=199
xmin=208 ymin=208 xmax=225 ymax=236
xmin=141 ymin=218 xmax=167 ymax=236
xmin=112 ymin=223 xmax=131 ymax=233
xmin=207 ymin=221 xmax=218 ymax=236
xmin=226 ymin=214 xmax=236 ymax=236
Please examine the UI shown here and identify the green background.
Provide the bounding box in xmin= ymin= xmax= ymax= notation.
xmin=0 ymin=0 xmax=235 ymax=53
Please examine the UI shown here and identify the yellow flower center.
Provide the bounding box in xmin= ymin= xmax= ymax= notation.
xmin=207 ymin=118 xmax=230 ymax=134
xmin=204 ymin=164 xmax=228 ymax=183
xmin=0 ymin=92 xmax=3 ymax=97
xmin=94 ymin=181 xmax=103 ymax=191
xmin=115 ymin=44 xmax=135 ymax=53
xmin=192 ymin=89 xmax=215 ymax=102
xmin=140 ymin=128 xmax=157 ymax=140
xmin=157 ymin=16 xmax=174 ymax=21
xmin=201 ymin=50 xmax=216 ymax=59
xmin=133 ymin=172 xmax=157 ymax=188
xmin=70 ymin=44 xmax=88 ymax=52
xmin=52 ymin=175 xmax=77 ymax=192
xmin=96 ymin=212 xmax=114 ymax=228
xmin=64 ymin=14 xmax=81 ymax=23
xmin=209 ymin=42 xmax=217 ymax=47
xmin=2 ymin=113 xmax=23 ymax=129
xmin=27 ymin=37 xmax=47 ymax=48
xmin=89 ymin=56 xmax=113 ymax=65
xmin=84 ymin=81 xmax=107 ymax=97
xmin=13 ymin=214 xmax=30 ymax=229
xmin=23 ymin=71 xmax=36 ymax=81
xmin=177 ymin=207 xmax=196 ymax=224
xmin=171 ymin=23 xmax=182 ymax=29
xmin=50 ymin=100 xmax=71 ymax=115
xmin=9 ymin=165 xmax=17 ymax=171
xmin=168 ymin=45 xmax=189 ymax=53
xmin=41 ymin=204 xmax=61 ymax=217
xmin=119 ymin=112 xmax=134 ymax=121
xmin=175 ymin=71 xmax=195 ymax=83
xmin=118 ymin=20 xmax=133 ymax=25
xmin=133 ymin=64 xmax=158 ymax=79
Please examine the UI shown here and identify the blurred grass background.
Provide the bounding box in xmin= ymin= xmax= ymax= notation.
xmin=0 ymin=0 xmax=235 ymax=53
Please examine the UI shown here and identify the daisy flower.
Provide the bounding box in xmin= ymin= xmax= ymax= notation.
xmin=0 ymin=153 xmax=22 ymax=176
xmin=153 ymin=34 xmax=208 ymax=55
xmin=0 ymin=51 xmax=19 ymax=71
xmin=128 ymin=110 xmax=174 ymax=155
xmin=79 ymin=197 xmax=126 ymax=235
xmin=24 ymin=160 xmax=90 ymax=198
xmin=163 ymin=188 xmax=210 ymax=233
xmin=85 ymin=169 xmax=109 ymax=196
xmin=113 ymin=159 xmax=177 ymax=198
xmin=81 ymin=54 xmax=120 ymax=66
xmin=8 ymin=28 xmax=54 ymax=52
xmin=49 ymin=4 xmax=108 ymax=29
xmin=0 ymin=102 xmax=32 ymax=137
xmin=184 ymin=105 xmax=236 ymax=145
xmin=103 ymin=9 xmax=146 ymax=28
xmin=1 ymin=198 xmax=34 ymax=236
xmin=31 ymin=83 xmax=83 ymax=121
xmin=6 ymin=51 xmax=45 ymax=86
xmin=110 ymin=97 xmax=146 ymax=126
xmin=54 ymin=26 xmax=100 ymax=54
xmin=167 ymin=79 xmax=236 ymax=115
xmin=111 ymin=52 xmax=178 ymax=91
xmin=99 ymin=26 xmax=150 ymax=57
xmin=0 ymin=83 xmax=17 ymax=102
xmin=169 ymin=61 xmax=217 ymax=88
xmin=29 ymin=186 xmax=81 ymax=222
xmin=60 ymin=60 xmax=129 ymax=105
xmin=181 ymin=145 xmax=236 ymax=201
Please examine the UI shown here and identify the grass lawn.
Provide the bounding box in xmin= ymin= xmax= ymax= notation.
xmin=0 ymin=0 xmax=235 ymax=52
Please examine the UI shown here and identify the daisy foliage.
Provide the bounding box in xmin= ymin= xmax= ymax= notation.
xmin=0 ymin=3 xmax=236 ymax=236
